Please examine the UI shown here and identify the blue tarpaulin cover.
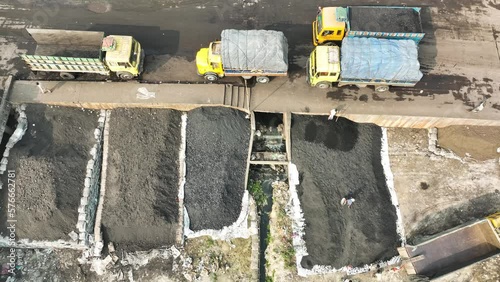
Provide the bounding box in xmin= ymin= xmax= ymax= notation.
xmin=340 ymin=37 xmax=423 ymax=82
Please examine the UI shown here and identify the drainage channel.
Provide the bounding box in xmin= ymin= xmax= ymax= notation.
xmin=248 ymin=112 xmax=289 ymax=281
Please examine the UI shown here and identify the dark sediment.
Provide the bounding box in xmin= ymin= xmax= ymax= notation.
xmin=291 ymin=115 xmax=399 ymax=269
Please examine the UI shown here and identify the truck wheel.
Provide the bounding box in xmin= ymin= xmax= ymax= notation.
xmin=60 ymin=72 xmax=75 ymax=80
xmin=204 ymin=73 xmax=218 ymax=82
xmin=375 ymin=85 xmax=389 ymax=92
xmin=118 ymin=72 xmax=134 ymax=80
xmin=316 ymin=82 xmax=330 ymax=89
xmin=256 ymin=76 xmax=270 ymax=84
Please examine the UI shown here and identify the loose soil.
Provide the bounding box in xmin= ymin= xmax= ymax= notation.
xmin=437 ymin=125 xmax=500 ymax=161
xmin=291 ymin=115 xmax=399 ymax=269
xmin=184 ymin=107 xmax=250 ymax=231
xmin=387 ymin=128 xmax=500 ymax=244
xmin=0 ymin=105 xmax=98 ymax=241
xmin=102 ymin=108 xmax=182 ymax=251
xmin=184 ymin=237 xmax=252 ymax=281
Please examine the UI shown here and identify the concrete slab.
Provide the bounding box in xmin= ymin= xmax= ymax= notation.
xmin=8 ymin=78 xmax=500 ymax=128
xmin=250 ymin=77 xmax=500 ymax=127
xmin=9 ymin=80 xmax=226 ymax=110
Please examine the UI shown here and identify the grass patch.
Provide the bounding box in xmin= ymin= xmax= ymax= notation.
xmin=281 ymin=236 xmax=295 ymax=269
xmin=248 ymin=180 xmax=267 ymax=210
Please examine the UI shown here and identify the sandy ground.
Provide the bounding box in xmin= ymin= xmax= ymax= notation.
xmin=102 ymin=108 xmax=182 ymax=251
xmin=291 ymin=115 xmax=398 ymax=269
xmin=387 ymin=127 xmax=500 ymax=244
xmin=184 ymin=107 xmax=250 ymax=231
xmin=0 ymin=105 xmax=98 ymax=241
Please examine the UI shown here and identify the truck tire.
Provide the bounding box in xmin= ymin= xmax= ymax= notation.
xmin=204 ymin=73 xmax=218 ymax=82
xmin=375 ymin=85 xmax=389 ymax=92
xmin=60 ymin=72 xmax=75 ymax=80
xmin=316 ymin=82 xmax=330 ymax=89
xmin=118 ymin=72 xmax=134 ymax=80
xmin=256 ymin=76 xmax=270 ymax=84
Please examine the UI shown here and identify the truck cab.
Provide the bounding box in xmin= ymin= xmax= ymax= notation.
xmin=307 ymin=46 xmax=340 ymax=89
xmin=196 ymin=41 xmax=224 ymax=81
xmin=103 ymin=35 xmax=143 ymax=80
xmin=313 ymin=7 xmax=347 ymax=45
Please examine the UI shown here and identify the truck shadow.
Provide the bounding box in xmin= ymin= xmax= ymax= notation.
xmin=418 ymin=7 xmax=437 ymax=74
xmin=88 ymin=24 xmax=179 ymax=56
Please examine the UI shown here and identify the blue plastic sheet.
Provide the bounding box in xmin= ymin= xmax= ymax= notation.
xmin=340 ymin=37 xmax=423 ymax=82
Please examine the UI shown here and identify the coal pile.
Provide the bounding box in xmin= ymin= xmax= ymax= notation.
xmin=0 ymin=105 xmax=99 ymax=241
xmin=291 ymin=115 xmax=398 ymax=269
xmin=102 ymin=108 xmax=182 ymax=251
xmin=349 ymin=7 xmax=422 ymax=33
xmin=185 ymin=107 xmax=250 ymax=231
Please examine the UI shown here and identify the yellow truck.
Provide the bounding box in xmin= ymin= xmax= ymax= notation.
xmin=21 ymin=28 xmax=144 ymax=80
xmin=196 ymin=29 xmax=288 ymax=83
xmin=307 ymin=38 xmax=423 ymax=92
xmin=313 ymin=6 xmax=424 ymax=45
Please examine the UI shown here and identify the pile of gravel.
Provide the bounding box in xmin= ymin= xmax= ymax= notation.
xmin=184 ymin=107 xmax=250 ymax=231
xmin=291 ymin=115 xmax=398 ymax=269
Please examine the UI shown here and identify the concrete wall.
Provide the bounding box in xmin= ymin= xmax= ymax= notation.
xmin=340 ymin=113 xmax=500 ymax=128
xmin=0 ymin=75 xmax=13 ymax=139
xmin=76 ymin=110 xmax=106 ymax=247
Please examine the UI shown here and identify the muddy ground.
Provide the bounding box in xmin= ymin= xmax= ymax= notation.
xmin=102 ymin=108 xmax=182 ymax=251
xmin=184 ymin=107 xmax=250 ymax=231
xmin=291 ymin=115 xmax=398 ymax=269
xmin=0 ymin=105 xmax=98 ymax=241
xmin=387 ymin=127 xmax=500 ymax=245
xmin=438 ymin=125 xmax=500 ymax=161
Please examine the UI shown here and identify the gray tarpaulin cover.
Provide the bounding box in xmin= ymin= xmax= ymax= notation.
xmin=341 ymin=37 xmax=423 ymax=82
xmin=221 ymin=29 xmax=288 ymax=72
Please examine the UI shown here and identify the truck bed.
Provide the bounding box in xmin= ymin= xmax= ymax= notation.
xmin=22 ymin=29 xmax=108 ymax=74
xmin=224 ymin=70 xmax=287 ymax=76
xmin=33 ymin=45 xmax=100 ymax=58
xmin=26 ymin=28 xmax=104 ymax=58
xmin=339 ymin=37 xmax=423 ymax=86
xmin=349 ymin=7 xmax=423 ymax=33
xmin=221 ymin=30 xmax=288 ymax=73
xmin=403 ymin=220 xmax=500 ymax=278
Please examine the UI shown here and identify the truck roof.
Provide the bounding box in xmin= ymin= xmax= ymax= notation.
xmin=104 ymin=35 xmax=134 ymax=63
xmin=349 ymin=6 xmax=423 ymax=33
xmin=315 ymin=46 xmax=340 ymax=73
xmin=320 ymin=7 xmax=346 ymax=29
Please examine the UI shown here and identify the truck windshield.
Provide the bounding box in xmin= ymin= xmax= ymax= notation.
xmin=129 ymin=40 xmax=137 ymax=66
xmin=317 ymin=15 xmax=322 ymax=33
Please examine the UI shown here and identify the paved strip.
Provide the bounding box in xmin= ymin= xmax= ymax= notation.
xmin=9 ymin=80 xmax=226 ymax=110
xmin=8 ymin=79 xmax=500 ymax=128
